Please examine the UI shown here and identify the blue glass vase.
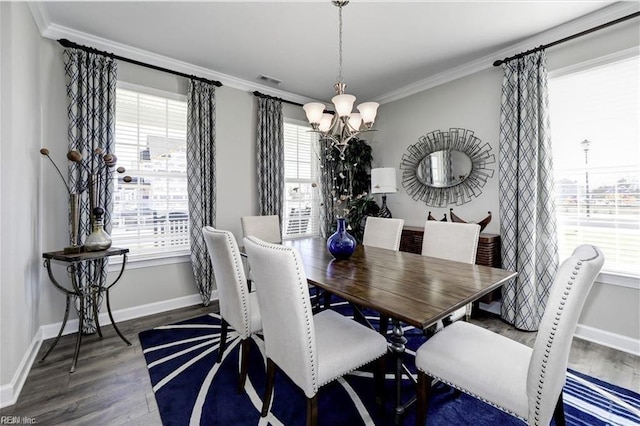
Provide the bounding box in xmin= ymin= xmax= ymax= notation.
xmin=327 ymin=218 xmax=357 ymax=260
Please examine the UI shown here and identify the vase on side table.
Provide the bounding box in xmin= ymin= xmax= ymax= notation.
xmin=84 ymin=207 xmax=112 ymax=252
xmin=327 ymin=217 xmax=356 ymax=260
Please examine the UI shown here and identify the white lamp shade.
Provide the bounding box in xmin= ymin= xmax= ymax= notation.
xmin=332 ymin=94 xmax=356 ymax=117
xmin=371 ymin=167 xmax=397 ymax=194
xmin=319 ymin=113 xmax=333 ymax=132
xmin=357 ymin=102 xmax=379 ymax=124
xmin=303 ymin=102 xmax=326 ymax=125
xmin=348 ymin=113 xmax=362 ymax=131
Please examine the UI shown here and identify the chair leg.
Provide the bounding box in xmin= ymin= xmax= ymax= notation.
xmin=306 ymin=394 xmax=318 ymax=426
xmin=416 ymin=371 xmax=432 ymax=426
xmin=312 ymin=288 xmax=323 ymax=313
xmin=323 ymin=291 xmax=332 ymax=309
xmin=261 ymin=358 xmax=276 ymax=417
xmin=379 ymin=315 xmax=389 ymax=336
xmin=375 ymin=356 xmax=386 ymax=409
xmin=553 ymin=392 xmax=566 ymax=426
xmin=238 ymin=338 xmax=250 ymax=393
xmin=217 ymin=319 xmax=228 ymax=364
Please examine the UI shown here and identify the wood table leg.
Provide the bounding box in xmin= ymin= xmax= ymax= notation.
xmin=390 ymin=318 xmax=408 ymax=424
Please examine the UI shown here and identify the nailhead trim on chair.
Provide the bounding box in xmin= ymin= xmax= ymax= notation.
xmin=531 ymin=246 xmax=599 ymax=425
xmin=422 ymin=374 xmax=527 ymax=422
xmin=249 ymin=238 xmax=319 ymax=394
xmin=317 ymin=352 xmax=386 ymax=389
xmin=221 ymin=230 xmax=251 ymax=338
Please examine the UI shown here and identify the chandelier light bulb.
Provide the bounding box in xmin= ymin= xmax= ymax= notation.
xmin=303 ymin=102 xmax=326 ymax=126
xmin=348 ymin=112 xmax=362 ymax=131
xmin=356 ymin=102 xmax=379 ymax=126
xmin=319 ymin=113 xmax=334 ymax=132
xmin=331 ymin=94 xmax=356 ymax=118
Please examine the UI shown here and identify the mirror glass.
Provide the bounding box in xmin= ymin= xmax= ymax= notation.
xmin=416 ymin=150 xmax=472 ymax=188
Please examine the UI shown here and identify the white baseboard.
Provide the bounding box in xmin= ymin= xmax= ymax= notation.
xmin=574 ymin=323 xmax=640 ymax=356
xmin=40 ymin=293 xmax=215 ymax=340
xmin=477 ymin=301 xmax=639 ymax=356
xmin=0 ymin=329 xmax=43 ymax=409
xmin=1 ymin=292 xmax=218 ymax=408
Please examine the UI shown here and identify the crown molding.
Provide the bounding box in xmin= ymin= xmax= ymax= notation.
xmin=26 ymin=1 xmax=50 ymax=35
xmin=374 ymin=1 xmax=640 ymax=104
xmin=31 ymin=19 xmax=317 ymax=106
xmin=28 ymin=2 xmax=638 ymax=107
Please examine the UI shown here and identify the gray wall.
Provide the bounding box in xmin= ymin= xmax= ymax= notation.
xmin=0 ymin=2 xmax=45 ymax=387
xmin=0 ymin=3 xmax=311 ymax=391
xmin=368 ymin=19 xmax=640 ymax=341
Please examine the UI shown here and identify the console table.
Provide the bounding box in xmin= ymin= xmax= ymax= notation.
xmin=41 ymin=247 xmax=130 ymax=372
xmin=399 ymin=226 xmax=502 ymax=303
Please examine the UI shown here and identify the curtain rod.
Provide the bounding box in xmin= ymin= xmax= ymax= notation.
xmin=493 ymin=11 xmax=640 ymax=66
xmin=58 ymin=38 xmax=223 ymax=87
xmin=253 ymin=91 xmax=304 ymax=107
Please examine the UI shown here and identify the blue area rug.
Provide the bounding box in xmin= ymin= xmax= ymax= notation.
xmin=139 ymin=300 xmax=640 ymax=425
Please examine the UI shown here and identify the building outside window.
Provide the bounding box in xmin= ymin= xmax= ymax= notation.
xmin=283 ymin=120 xmax=321 ymax=239
xmin=549 ymin=53 xmax=639 ymax=277
xmin=111 ymin=84 xmax=190 ymax=259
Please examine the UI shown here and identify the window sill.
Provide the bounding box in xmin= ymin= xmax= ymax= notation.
xmin=108 ymin=251 xmax=191 ymax=272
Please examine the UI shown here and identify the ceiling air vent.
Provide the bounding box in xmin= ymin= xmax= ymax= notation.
xmin=258 ymin=74 xmax=282 ymax=85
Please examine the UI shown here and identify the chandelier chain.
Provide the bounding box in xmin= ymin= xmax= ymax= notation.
xmin=338 ymin=3 xmax=343 ymax=84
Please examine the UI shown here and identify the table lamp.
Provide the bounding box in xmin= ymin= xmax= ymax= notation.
xmin=371 ymin=167 xmax=397 ymax=218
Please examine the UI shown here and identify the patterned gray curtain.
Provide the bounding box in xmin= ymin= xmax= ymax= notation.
xmin=256 ymin=97 xmax=284 ymax=218
xmin=64 ymin=48 xmax=118 ymax=333
xmin=499 ymin=50 xmax=559 ymax=331
xmin=319 ymin=138 xmax=337 ymax=238
xmin=187 ymin=80 xmax=217 ymax=305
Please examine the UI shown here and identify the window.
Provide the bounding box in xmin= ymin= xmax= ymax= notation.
xmin=283 ymin=120 xmax=321 ymax=239
xmin=549 ymin=54 xmax=639 ymax=277
xmin=111 ymin=84 xmax=189 ymax=259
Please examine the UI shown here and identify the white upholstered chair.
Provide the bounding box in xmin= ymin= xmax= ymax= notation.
xmin=202 ymin=226 xmax=262 ymax=392
xmin=362 ymin=216 xmax=405 ymax=251
xmin=415 ymin=244 xmax=604 ymax=426
xmin=240 ymin=215 xmax=282 ymax=289
xmin=240 ymin=215 xmax=282 ymax=243
xmin=240 ymin=214 xmax=282 ymax=290
xmin=243 ymin=236 xmax=388 ymax=426
xmin=422 ymin=220 xmax=480 ymax=324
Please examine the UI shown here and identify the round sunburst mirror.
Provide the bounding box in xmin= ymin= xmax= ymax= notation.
xmin=400 ymin=128 xmax=495 ymax=206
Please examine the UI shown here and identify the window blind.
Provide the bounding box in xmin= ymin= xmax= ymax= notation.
xmin=283 ymin=122 xmax=320 ymax=238
xmin=111 ymin=87 xmax=190 ymax=257
xmin=549 ymin=56 xmax=639 ymax=276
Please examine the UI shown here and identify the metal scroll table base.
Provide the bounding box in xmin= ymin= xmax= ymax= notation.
xmin=41 ymin=250 xmax=131 ymax=373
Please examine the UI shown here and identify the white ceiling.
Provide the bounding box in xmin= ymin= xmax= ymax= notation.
xmin=32 ymin=1 xmax=636 ymax=105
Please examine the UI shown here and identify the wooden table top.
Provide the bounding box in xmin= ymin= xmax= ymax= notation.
xmin=284 ymin=237 xmax=516 ymax=330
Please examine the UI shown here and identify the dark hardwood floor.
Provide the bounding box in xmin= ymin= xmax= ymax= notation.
xmin=1 ymin=304 xmax=637 ymax=425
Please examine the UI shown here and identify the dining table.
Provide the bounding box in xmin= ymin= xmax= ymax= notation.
xmin=281 ymin=236 xmax=517 ymax=423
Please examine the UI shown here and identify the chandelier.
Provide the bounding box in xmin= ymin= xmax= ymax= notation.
xmin=303 ymin=1 xmax=379 ymax=156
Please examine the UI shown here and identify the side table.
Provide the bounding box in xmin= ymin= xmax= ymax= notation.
xmin=41 ymin=247 xmax=131 ymax=372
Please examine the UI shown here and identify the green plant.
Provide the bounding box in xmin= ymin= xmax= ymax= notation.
xmin=326 ymin=138 xmax=379 ymax=242
xmin=346 ymin=194 xmax=380 ymax=242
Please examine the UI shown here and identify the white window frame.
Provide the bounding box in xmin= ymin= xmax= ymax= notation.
xmin=110 ymin=82 xmax=191 ymax=270
xmin=283 ymin=118 xmax=321 ymax=240
xmin=549 ymin=47 xmax=640 ymax=289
